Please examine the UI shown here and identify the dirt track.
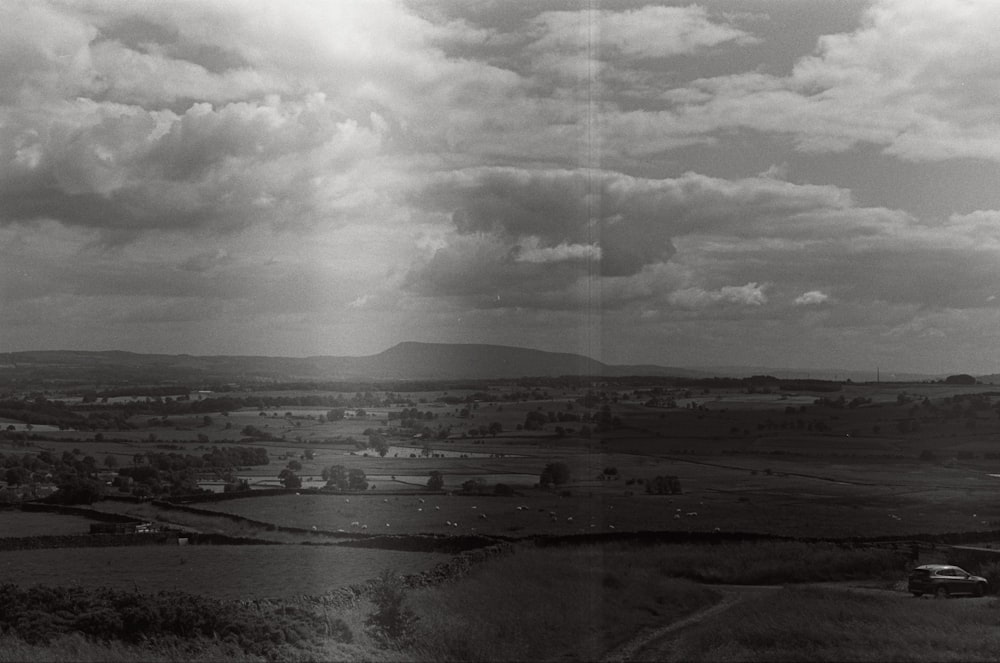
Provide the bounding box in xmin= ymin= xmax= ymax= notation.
xmin=600 ymin=585 xmax=780 ymax=662
xmin=600 ymin=582 xmax=991 ymax=662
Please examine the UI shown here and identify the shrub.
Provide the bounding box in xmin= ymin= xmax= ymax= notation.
xmin=365 ymin=570 xmax=418 ymax=648
xmin=493 ymin=483 xmax=514 ymax=496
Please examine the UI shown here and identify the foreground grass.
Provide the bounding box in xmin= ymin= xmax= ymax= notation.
xmin=0 ymin=632 xmax=392 ymax=663
xmin=405 ymin=544 xmax=720 ymax=662
xmin=0 ymin=633 xmax=264 ymax=663
xmin=0 ymin=540 xmax=915 ymax=662
xmin=661 ymin=586 xmax=1000 ymax=662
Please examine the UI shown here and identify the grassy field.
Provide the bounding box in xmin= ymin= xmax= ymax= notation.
xmin=405 ymin=544 xmax=720 ymax=662
xmin=9 ymin=381 xmax=1000 ymax=661
xmin=0 ymin=545 xmax=450 ymax=599
xmin=0 ymin=538 xmax=985 ymax=662
xmin=0 ymin=510 xmax=101 ymax=537
xmin=657 ymin=585 xmax=1000 ymax=662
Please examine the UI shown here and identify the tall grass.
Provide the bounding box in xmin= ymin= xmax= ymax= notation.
xmin=405 ymin=544 xmax=720 ymax=662
xmin=652 ymin=541 xmax=907 ymax=584
xmin=0 ymin=632 xmax=392 ymax=663
xmin=0 ymin=633 xmax=264 ymax=663
xmin=661 ymin=586 xmax=1000 ymax=662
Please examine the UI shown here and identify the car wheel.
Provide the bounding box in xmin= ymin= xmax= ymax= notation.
xmin=935 ymin=586 xmax=949 ymax=599
xmin=975 ymin=583 xmax=986 ymax=597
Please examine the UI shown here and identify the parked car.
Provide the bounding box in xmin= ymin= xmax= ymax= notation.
xmin=908 ymin=564 xmax=987 ymax=597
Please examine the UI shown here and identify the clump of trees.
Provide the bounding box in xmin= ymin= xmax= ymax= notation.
xmin=321 ymin=465 xmax=368 ymax=491
xmin=426 ymin=471 xmax=444 ymax=491
xmin=646 ymin=475 xmax=682 ymax=495
xmin=539 ymin=462 xmax=571 ymax=488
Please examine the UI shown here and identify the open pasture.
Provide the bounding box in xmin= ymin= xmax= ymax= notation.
xmin=195 ymin=491 xmax=694 ymax=537
xmin=0 ymin=544 xmax=451 ymax=599
xmin=188 ymin=478 xmax=1000 ymax=540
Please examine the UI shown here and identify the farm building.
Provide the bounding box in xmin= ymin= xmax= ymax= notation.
xmin=89 ymin=521 xmax=158 ymax=535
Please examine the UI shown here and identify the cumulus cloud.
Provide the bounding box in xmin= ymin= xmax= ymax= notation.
xmin=525 ymin=5 xmax=754 ymax=82
xmin=3 ymin=0 xmax=1000 ymax=369
xmin=661 ymin=0 xmax=1000 ymax=162
xmin=512 ymin=239 xmax=601 ymax=264
xmin=668 ymin=283 xmax=768 ymax=309
xmin=794 ymin=290 xmax=830 ymax=306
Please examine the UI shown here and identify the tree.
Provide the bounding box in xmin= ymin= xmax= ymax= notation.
xmin=4 ymin=467 xmax=28 ymax=486
xmin=369 ymin=433 xmax=389 ymax=458
xmin=278 ymin=468 xmax=301 ymax=489
xmin=426 ymin=471 xmax=444 ymax=491
xmin=323 ymin=465 xmax=349 ymax=490
xmin=461 ymin=478 xmax=484 ymax=494
xmin=646 ymin=475 xmax=682 ymax=495
xmin=348 ymin=468 xmax=368 ymax=490
xmin=540 ymin=461 xmax=571 ymax=487
xmin=286 ymin=459 xmax=303 ymax=472
xmin=488 ymin=421 xmax=502 ymax=437
xmin=104 ymin=455 xmax=118 ymax=469
xmin=48 ymin=477 xmax=103 ymax=504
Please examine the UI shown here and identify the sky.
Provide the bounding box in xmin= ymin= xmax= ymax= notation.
xmin=3 ymin=0 xmax=1000 ymax=374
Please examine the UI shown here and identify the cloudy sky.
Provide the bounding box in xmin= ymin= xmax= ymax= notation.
xmin=3 ymin=0 xmax=1000 ymax=374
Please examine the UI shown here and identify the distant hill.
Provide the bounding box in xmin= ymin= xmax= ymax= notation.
xmin=0 ymin=342 xmax=709 ymax=384
xmin=2 ymin=343 xmax=966 ymax=386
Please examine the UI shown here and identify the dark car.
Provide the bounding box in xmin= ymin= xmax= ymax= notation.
xmin=908 ymin=564 xmax=987 ymax=597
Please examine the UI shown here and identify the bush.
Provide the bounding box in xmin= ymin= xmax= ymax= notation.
xmin=365 ymin=570 xmax=418 ymax=648
xmin=0 ymin=583 xmax=344 ymax=657
xmin=493 ymin=483 xmax=514 ymax=496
